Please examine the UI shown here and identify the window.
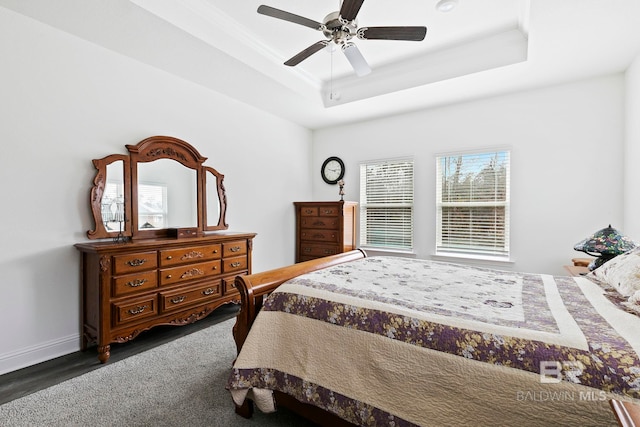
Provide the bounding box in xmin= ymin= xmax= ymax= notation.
xmin=359 ymin=158 xmax=414 ymax=251
xmin=436 ymin=150 xmax=510 ymax=258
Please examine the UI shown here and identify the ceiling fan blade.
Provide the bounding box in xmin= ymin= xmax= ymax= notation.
xmin=341 ymin=43 xmax=371 ymax=77
xmin=339 ymin=0 xmax=365 ymax=22
xmin=358 ymin=26 xmax=427 ymax=41
xmin=257 ymin=5 xmax=323 ymax=30
xmin=284 ymin=41 xmax=329 ymax=66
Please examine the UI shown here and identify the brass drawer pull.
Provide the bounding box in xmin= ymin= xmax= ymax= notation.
xmin=230 ymin=262 xmax=242 ymax=268
xmin=323 ymin=209 xmax=333 ymax=214
xmin=126 ymin=279 xmax=147 ymax=288
xmin=128 ymin=305 xmax=148 ymax=315
xmin=127 ymin=259 xmax=147 ymax=267
xmin=229 ymin=246 xmax=241 ymax=252
xmin=304 ymin=209 xmax=314 ymax=214
xmin=202 ymin=288 xmax=216 ymax=296
xmin=171 ymin=296 xmax=186 ymax=304
xmin=166 ymin=256 xmax=173 ymax=260
xmin=312 ymin=221 xmax=326 ymax=226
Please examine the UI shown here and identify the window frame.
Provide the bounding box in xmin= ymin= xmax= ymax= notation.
xmin=359 ymin=157 xmax=415 ymax=253
xmin=435 ymin=149 xmax=511 ymax=261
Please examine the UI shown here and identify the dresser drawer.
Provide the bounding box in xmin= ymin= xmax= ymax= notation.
xmin=223 ymin=255 xmax=248 ymax=274
xmin=299 ymin=243 xmax=339 ymax=258
xmin=160 ymin=281 xmax=222 ymax=313
xmin=318 ymin=206 xmax=340 ymax=216
xmin=112 ymin=271 xmax=158 ymax=297
xmin=112 ymin=296 xmax=157 ymax=326
xmin=300 ymin=229 xmax=339 ymax=243
xmin=223 ymin=240 xmax=247 ymax=257
xmin=222 ymin=275 xmax=241 ymax=296
xmin=159 ymin=244 xmax=222 ymax=267
xmin=112 ymin=251 xmax=157 ymax=275
xmin=300 ymin=216 xmax=339 ymax=229
xmin=159 ymin=260 xmax=221 ymax=287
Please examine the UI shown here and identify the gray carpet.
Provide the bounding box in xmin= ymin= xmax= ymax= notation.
xmin=0 ymin=319 xmax=314 ymax=426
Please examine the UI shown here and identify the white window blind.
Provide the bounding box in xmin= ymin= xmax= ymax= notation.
xmin=436 ymin=151 xmax=510 ymax=258
xmin=359 ymin=158 xmax=414 ymax=251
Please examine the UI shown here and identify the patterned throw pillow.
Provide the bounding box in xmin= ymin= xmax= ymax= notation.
xmin=588 ymin=247 xmax=640 ymax=297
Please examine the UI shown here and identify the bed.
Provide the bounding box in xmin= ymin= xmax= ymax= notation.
xmin=227 ymin=249 xmax=640 ymax=426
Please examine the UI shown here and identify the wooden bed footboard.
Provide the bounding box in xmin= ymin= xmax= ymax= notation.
xmin=231 ymin=250 xmax=366 ymax=423
xmin=232 ymin=249 xmax=366 ymax=354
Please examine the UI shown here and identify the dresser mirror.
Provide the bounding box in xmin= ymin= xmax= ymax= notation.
xmin=87 ymin=136 xmax=228 ymax=240
xmin=136 ymin=159 xmax=198 ymax=231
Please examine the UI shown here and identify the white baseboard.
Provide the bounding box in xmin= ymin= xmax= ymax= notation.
xmin=0 ymin=334 xmax=80 ymax=376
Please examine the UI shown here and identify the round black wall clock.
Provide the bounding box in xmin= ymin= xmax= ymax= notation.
xmin=321 ymin=156 xmax=345 ymax=185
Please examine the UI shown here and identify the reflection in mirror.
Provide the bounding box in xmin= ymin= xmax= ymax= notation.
xmin=102 ymin=160 xmax=125 ymax=233
xmin=137 ymin=159 xmax=198 ymax=230
xmin=206 ymin=170 xmax=220 ymax=228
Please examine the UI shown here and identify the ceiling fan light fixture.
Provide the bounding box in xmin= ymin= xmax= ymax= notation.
xmin=436 ymin=0 xmax=458 ymax=13
xmin=342 ymin=43 xmax=371 ymax=76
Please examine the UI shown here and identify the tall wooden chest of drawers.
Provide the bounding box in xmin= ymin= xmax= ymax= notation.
xmin=75 ymin=232 xmax=255 ymax=363
xmin=294 ymin=201 xmax=357 ymax=263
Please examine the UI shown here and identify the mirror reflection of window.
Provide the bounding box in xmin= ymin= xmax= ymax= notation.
xmin=137 ymin=159 xmax=197 ymax=230
xmin=138 ymin=183 xmax=167 ymax=229
xmin=102 ymin=160 xmax=125 ymax=231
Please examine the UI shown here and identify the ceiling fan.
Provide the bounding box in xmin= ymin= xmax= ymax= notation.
xmin=257 ymin=0 xmax=427 ymax=77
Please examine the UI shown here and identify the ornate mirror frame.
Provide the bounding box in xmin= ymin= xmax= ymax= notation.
xmin=87 ymin=136 xmax=228 ymax=240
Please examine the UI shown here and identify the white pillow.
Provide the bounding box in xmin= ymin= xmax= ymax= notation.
xmin=588 ymin=247 xmax=640 ymax=297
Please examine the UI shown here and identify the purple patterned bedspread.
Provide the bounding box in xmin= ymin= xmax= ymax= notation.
xmin=228 ymin=256 xmax=640 ymax=425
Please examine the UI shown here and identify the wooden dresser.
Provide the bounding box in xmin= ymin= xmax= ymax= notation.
xmin=75 ymin=232 xmax=255 ymax=363
xmin=294 ymin=201 xmax=357 ymax=263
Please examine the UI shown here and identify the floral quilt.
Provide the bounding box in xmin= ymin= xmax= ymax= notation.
xmin=228 ymin=256 xmax=640 ymax=426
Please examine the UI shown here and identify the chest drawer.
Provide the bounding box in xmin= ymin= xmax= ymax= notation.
xmin=160 ymin=281 xmax=222 ymax=313
xmin=159 ymin=244 xmax=222 ymax=267
xmin=300 ymin=206 xmax=318 ymax=216
xmin=300 ymin=216 xmax=339 ymax=229
xmin=223 ymin=240 xmax=247 ymax=257
xmin=112 ymin=271 xmax=158 ymax=297
xmin=299 ymin=243 xmax=339 ymax=258
xmin=112 ymin=296 xmax=157 ymax=326
xmin=223 ymin=255 xmax=248 ymax=274
xmin=318 ymin=206 xmax=340 ymax=216
xmin=112 ymin=251 xmax=157 ymax=275
xmin=300 ymin=229 xmax=339 ymax=243
xmin=159 ymin=260 xmax=221 ymax=287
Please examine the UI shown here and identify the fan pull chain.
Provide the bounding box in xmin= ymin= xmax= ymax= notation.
xmin=330 ymin=47 xmax=334 ymax=100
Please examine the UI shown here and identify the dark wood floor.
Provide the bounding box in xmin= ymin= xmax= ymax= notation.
xmin=0 ymin=304 xmax=240 ymax=405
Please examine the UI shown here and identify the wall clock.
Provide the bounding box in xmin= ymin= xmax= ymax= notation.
xmin=321 ymin=156 xmax=345 ymax=185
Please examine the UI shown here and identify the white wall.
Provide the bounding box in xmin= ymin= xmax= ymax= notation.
xmin=313 ymin=75 xmax=626 ymax=275
xmin=0 ymin=8 xmax=312 ymax=374
xmin=625 ymin=54 xmax=640 ymax=238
